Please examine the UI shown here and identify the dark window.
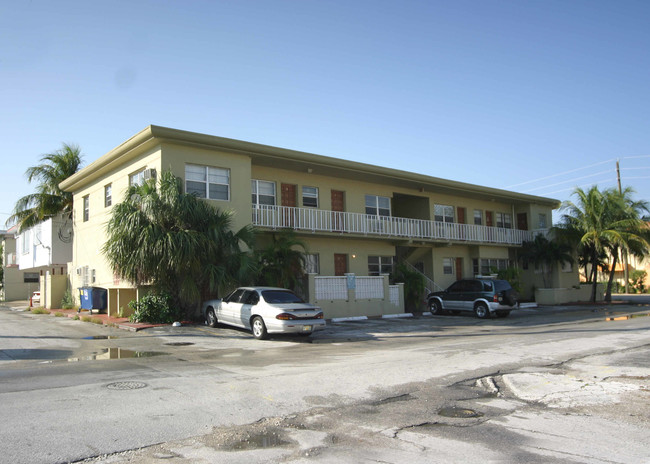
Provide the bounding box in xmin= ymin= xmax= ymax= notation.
xmin=262 ymin=290 xmax=304 ymax=304
xmin=467 ymin=280 xmax=482 ymax=292
xmin=24 ymin=272 xmax=39 ymax=283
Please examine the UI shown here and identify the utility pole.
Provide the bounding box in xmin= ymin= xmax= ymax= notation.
xmin=617 ymin=159 xmax=630 ymax=293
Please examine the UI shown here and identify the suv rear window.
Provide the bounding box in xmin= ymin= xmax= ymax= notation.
xmin=493 ymin=280 xmax=512 ymax=292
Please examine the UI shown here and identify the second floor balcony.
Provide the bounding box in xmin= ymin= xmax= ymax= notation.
xmin=253 ymin=205 xmax=544 ymax=246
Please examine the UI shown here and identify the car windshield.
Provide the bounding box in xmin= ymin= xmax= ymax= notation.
xmin=261 ymin=290 xmax=304 ymax=304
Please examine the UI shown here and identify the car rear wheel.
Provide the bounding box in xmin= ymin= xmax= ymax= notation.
xmin=474 ymin=303 xmax=490 ymax=319
xmin=251 ymin=316 xmax=268 ymax=340
xmin=206 ymin=308 xmax=218 ymax=328
xmin=429 ymin=299 xmax=443 ymax=315
xmin=496 ymin=310 xmax=510 ymax=318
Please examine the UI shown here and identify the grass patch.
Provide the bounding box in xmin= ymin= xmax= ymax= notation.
xmin=72 ymin=315 xmax=80 ymax=320
xmin=80 ymin=316 xmax=92 ymax=322
xmin=54 ymin=311 xmax=64 ymax=317
xmin=90 ymin=317 xmax=104 ymax=325
xmin=30 ymin=307 xmax=49 ymax=314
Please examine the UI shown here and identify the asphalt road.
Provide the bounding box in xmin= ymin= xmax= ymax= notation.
xmin=1 ymin=298 xmax=649 ymax=464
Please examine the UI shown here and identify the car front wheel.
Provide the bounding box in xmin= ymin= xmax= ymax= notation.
xmin=206 ymin=308 xmax=218 ymax=328
xmin=429 ymin=299 xmax=443 ymax=315
xmin=251 ymin=316 xmax=268 ymax=340
xmin=474 ymin=303 xmax=490 ymax=319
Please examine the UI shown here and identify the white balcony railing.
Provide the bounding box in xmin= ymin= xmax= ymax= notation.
xmin=253 ymin=204 xmax=544 ymax=246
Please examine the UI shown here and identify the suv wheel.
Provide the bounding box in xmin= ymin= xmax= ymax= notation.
xmin=429 ymin=299 xmax=443 ymax=315
xmin=474 ymin=303 xmax=490 ymax=319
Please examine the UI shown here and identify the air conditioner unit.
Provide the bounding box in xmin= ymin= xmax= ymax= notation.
xmin=143 ymin=168 xmax=157 ymax=180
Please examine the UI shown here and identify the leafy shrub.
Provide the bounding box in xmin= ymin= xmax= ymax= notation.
xmin=630 ymin=270 xmax=647 ymax=294
xmin=128 ymin=293 xmax=176 ymax=323
xmin=54 ymin=311 xmax=64 ymax=317
xmin=61 ymin=290 xmax=76 ymax=309
xmin=392 ymin=264 xmax=426 ymax=311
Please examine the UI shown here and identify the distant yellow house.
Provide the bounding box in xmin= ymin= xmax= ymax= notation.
xmin=59 ymin=125 xmax=577 ymax=318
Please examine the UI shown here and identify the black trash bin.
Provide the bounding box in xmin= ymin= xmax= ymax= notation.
xmin=78 ymin=287 xmax=107 ymax=314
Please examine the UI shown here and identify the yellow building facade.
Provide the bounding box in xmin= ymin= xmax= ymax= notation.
xmin=60 ymin=125 xmax=575 ymax=317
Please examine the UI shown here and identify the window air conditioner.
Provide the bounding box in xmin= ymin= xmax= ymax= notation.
xmin=143 ymin=168 xmax=157 ymax=180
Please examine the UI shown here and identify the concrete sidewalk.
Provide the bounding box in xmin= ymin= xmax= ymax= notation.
xmin=0 ymin=301 xmax=165 ymax=331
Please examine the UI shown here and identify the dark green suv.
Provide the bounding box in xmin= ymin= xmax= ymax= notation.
xmin=427 ymin=278 xmax=519 ymax=318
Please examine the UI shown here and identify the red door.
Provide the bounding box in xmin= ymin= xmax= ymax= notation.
xmin=517 ymin=213 xmax=528 ymax=231
xmin=331 ymin=190 xmax=345 ymax=231
xmin=334 ymin=254 xmax=348 ymax=276
xmin=485 ymin=211 xmax=494 ymax=242
xmin=281 ymin=184 xmax=296 ymax=227
xmin=455 ymin=258 xmax=463 ymax=281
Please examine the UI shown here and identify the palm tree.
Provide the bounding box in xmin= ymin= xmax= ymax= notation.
xmin=7 ymin=143 xmax=83 ymax=232
xmin=601 ymin=188 xmax=649 ymax=301
xmin=256 ymin=230 xmax=308 ymax=293
xmin=103 ymin=170 xmax=256 ymax=315
xmin=519 ymin=234 xmax=573 ymax=288
xmin=559 ymin=186 xmax=649 ymax=302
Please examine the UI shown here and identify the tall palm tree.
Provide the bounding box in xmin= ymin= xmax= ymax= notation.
xmin=7 ymin=143 xmax=83 ymax=232
xmin=601 ymin=188 xmax=649 ymax=301
xmin=559 ymin=186 xmax=649 ymax=302
xmin=103 ymin=170 xmax=256 ymax=314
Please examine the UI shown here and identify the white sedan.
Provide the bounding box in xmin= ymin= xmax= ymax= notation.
xmin=202 ymin=287 xmax=326 ymax=340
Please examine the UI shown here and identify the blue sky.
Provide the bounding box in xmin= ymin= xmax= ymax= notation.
xmin=2 ymin=0 xmax=650 ymax=228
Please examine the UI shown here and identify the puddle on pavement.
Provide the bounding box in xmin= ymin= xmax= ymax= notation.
xmin=83 ymin=335 xmax=119 ymax=340
xmin=437 ymin=406 xmax=484 ymax=418
xmin=223 ymin=432 xmax=290 ymax=451
xmin=371 ymin=393 xmax=414 ymax=406
xmin=164 ymin=342 xmax=195 ymax=346
xmin=68 ymin=348 xmax=167 ymax=361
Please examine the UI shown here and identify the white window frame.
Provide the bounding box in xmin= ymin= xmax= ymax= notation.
xmin=252 ymin=180 xmax=276 ymax=207
xmin=365 ymin=195 xmax=390 ymax=217
xmin=496 ymin=212 xmax=512 ymax=229
xmin=368 ymin=256 xmax=394 ymax=276
xmin=129 ymin=169 xmax=145 ymax=187
xmin=443 ymin=258 xmax=454 ymax=275
xmin=83 ymin=195 xmax=89 ymax=222
xmin=435 ymin=205 xmax=455 ymax=223
xmin=185 ymin=164 xmax=230 ymax=201
xmin=538 ymin=213 xmax=547 ymax=229
xmin=305 ymin=254 xmax=320 ymax=274
xmin=21 ymin=231 xmax=31 ymax=254
xmin=302 ymin=186 xmax=319 ymax=208
xmin=104 ymin=184 xmax=112 ymax=207
xmin=473 ymin=209 xmax=483 ymax=225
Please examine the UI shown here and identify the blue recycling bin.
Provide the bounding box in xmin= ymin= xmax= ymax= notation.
xmin=78 ymin=287 xmax=107 ymax=312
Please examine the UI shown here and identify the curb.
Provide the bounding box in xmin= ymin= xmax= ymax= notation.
xmin=605 ymin=311 xmax=650 ymax=321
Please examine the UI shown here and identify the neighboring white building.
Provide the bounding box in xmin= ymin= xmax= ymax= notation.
xmin=1 ymin=226 xmax=40 ymax=301
xmin=8 ymin=214 xmax=73 ymax=307
xmin=15 ymin=214 xmax=72 ymax=271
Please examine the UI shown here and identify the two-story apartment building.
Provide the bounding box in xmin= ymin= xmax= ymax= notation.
xmin=59 ymin=125 xmax=577 ymax=317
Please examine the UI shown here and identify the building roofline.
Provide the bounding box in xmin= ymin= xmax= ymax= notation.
xmin=60 ymin=125 xmax=560 ymax=207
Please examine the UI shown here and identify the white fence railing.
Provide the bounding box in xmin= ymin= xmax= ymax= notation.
xmin=253 ymin=205 xmax=542 ymax=246
xmin=314 ymin=276 xmax=348 ymax=300
xmin=389 ymin=285 xmax=400 ymax=306
xmin=355 ymin=277 xmax=384 ymax=299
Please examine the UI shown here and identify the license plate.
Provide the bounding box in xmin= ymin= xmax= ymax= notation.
xmin=302 ymin=325 xmax=312 ymax=331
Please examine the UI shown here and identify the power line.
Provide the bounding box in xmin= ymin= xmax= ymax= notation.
xmin=506 ymin=158 xmax=616 ymax=189
xmin=521 ymin=169 xmax=613 ymax=193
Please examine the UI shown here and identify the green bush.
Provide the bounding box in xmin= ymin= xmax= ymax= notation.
xmin=128 ymin=293 xmax=177 ymax=323
xmin=61 ymin=290 xmax=76 ymax=309
xmin=392 ymin=264 xmax=426 ymax=311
